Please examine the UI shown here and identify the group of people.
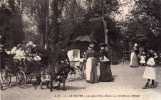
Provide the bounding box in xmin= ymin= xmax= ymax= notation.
xmin=0 ymin=41 xmax=47 ymax=75
xmin=130 ymin=43 xmax=159 ymax=89
xmin=9 ymin=41 xmax=42 ymax=64
xmin=85 ymin=43 xmax=113 ymax=83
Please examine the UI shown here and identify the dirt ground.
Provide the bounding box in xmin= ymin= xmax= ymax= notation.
xmin=1 ymin=64 xmax=161 ymax=100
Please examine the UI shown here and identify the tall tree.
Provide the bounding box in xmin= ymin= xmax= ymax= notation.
xmin=126 ymin=0 xmax=161 ymax=50
xmin=20 ymin=0 xmax=50 ymax=47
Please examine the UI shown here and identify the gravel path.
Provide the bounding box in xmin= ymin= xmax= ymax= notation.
xmin=1 ymin=64 xmax=161 ymax=100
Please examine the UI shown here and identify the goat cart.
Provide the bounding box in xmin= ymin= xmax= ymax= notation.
xmin=0 ymin=54 xmax=46 ymax=90
xmin=20 ymin=55 xmax=48 ymax=87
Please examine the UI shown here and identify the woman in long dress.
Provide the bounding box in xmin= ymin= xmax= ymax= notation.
xmin=85 ymin=44 xmax=98 ymax=83
xmin=129 ymin=45 xmax=139 ymax=67
xmin=99 ymin=46 xmax=113 ymax=82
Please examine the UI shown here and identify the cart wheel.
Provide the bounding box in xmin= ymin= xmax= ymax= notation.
xmin=26 ymin=74 xmax=33 ymax=84
xmin=0 ymin=82 xmax=3 ymax=90
xmin=0 ymin=78 xmax=3 ymax=90
xmin=1 ymin=71 xmax=11 ymax=88
xmin=16 ymin=71 xmax=26 ymax=85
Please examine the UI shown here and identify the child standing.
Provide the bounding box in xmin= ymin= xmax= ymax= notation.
xmin=142 ymin=53 xmax=157 ymax=89
xmin=139 ymin=51 xmax=146 ymax=66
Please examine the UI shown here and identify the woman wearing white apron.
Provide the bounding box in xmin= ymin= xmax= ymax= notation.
xmin=142 ymin=53 xmax=156 ymax=89
xmin=85 ymin=44 xmax=98 ymax=83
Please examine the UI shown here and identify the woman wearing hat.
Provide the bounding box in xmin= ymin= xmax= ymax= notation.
xmin=99 ymin=45 xmax=113 ymax=82
xmin=129 ymin=43 xmax=139 ymax=67
xmin=85 ymin=43 xmax=98 ymax=83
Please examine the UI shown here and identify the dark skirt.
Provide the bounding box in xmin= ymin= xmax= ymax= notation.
xmin=99 ymin=61 xmax=113 ymax=82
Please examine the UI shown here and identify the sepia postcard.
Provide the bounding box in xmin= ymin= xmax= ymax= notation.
xmin=0 ymin=0 xmax=161 ymax=100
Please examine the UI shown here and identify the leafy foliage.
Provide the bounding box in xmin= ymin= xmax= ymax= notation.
xmin=118 ymin=0 xmax=161 ymax=50
xmin=0 ymin=1 xmax=24 ymax=48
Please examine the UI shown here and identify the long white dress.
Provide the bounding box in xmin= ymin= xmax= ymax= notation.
xmin=129 ymin=51 xmax=139 ymax=67
xmin=143 ymin=57 xmax=156 ymax=80
xmin=140 ymin=55 xmax=146 ymax=64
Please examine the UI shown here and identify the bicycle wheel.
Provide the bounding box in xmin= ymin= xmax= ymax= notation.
xmin=16 ymin=71 xmax=26 ymax=85
xmin=1 ymin=71 xmax=11 ymax=88
xmin=0 ymin=80 xmax=3 ymax=90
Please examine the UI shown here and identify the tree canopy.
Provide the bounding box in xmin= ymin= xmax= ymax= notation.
xmin=0 ymin=1 xmax=24 ymax=48
xmin=126 ymin=0 xmax=161 ymax=50
xmin=1 ymin=0 xmax=161 ymax=51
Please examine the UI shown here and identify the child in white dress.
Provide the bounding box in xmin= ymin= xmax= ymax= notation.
xmin=140 ymin=51 xmax=146 ymax=66
xmin=142 ymin=53 xmax=156 ymax=89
